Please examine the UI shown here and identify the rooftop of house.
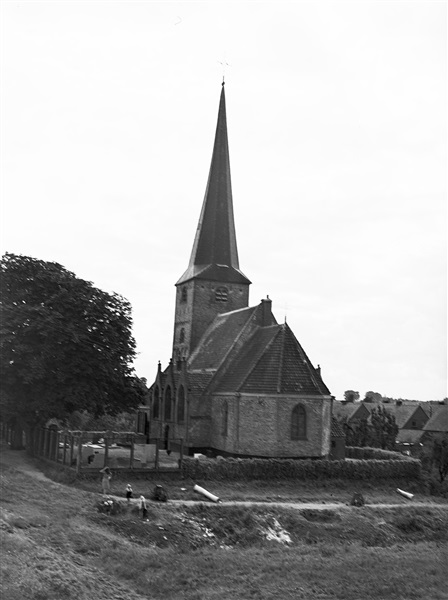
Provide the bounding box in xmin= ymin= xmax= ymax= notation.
xmin=331 ymin=417 xmax=346 ymax=438
xmin=423 ymin=406 xmax=448 ymax=433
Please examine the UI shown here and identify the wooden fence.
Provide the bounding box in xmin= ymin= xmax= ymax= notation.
xmin=1 ymin=424 xmax=184 ymax=472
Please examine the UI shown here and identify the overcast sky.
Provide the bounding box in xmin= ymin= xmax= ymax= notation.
xmin=1 ymin=1 xmax=446 ymax=401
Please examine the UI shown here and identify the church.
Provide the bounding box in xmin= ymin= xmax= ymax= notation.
xmin=138 ymin=84 xmax=333 ymax=458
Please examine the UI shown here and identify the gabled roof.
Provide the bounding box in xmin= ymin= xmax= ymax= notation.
xmin=216 ymin=322 xmax=330 ymax=396
xmin=361 ymin=402 xmax=430 ymax=428
xmin=397 ymin=429 xmax=424 ymax=444
xmin=423 ymin=406 xmax=448 ymax=433
xmin=188 ymin=306 xmax=261 ymax=371
xmin=332 ymin=402 xmax=369 ymax=421
xmin=177 ymin=84 xmax=250 ymax=286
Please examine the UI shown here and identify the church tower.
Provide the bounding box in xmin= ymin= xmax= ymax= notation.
xmin=173 ymin=84 xmax=251 ymax=366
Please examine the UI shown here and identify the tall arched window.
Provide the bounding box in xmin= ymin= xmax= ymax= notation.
xmin=153 ymin=387 xmax=160 ymax=419
xmin=179 ymin=328 xmax=185 ymax=343
xmin=164 ymin=386 xmax=172 ymax=420
xmin=181 ymin=287 xmax=187 ymax=303
xmin=291 ymin=404 xmax=307 ymax=440
xmin=177 ymin=386 xmax=185 ymax=423
xmin=222 ymin=401 xmax=229 ymax=436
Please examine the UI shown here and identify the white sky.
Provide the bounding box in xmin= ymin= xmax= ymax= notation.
xmin=1 ymin=1 xmax=446 ymax=401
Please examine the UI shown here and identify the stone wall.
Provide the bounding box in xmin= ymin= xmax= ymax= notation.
xmin=210 ymin=393 xmax=332 ymax=458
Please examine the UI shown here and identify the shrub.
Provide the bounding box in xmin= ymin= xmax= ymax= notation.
xmin=181 ymin=456 xmax=421 ymax=482
xmin=346 ymin=447 xmax=408 ymax=460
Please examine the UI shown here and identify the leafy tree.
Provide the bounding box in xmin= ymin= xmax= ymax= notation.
xmin=343 ymin=390 xmax=360 ymax=403
xmin=0 ymin=253 xmax=144 ymax=449
xmin=430 ymin=435 xmax=448 ymax=483
xmin=338 ymin=406 xmax=398 ymax=450
xmin=341 ymin=417 xmax=371 ymax=447
xmin=369 ymin=405 xmax=398 ymax=450
xmin=419 ymin=434 xmax=448 ymax=494
xmin=363 ymin=391 xmax=383 ymax=403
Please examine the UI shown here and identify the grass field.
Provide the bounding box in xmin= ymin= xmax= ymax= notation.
xmin=1 ymin=447 xmax=448 ymax=600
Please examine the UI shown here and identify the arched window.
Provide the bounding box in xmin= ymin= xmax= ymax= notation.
xmin=215 ymin=287 xmax=228 ymax=302
xmin=222 ymin=401 xmax=229 ymax=436
xmin=177 ymin=386 xmax=185 ymax=423
xmin=179 ymin=328 xmax=185 ymax=343
xmin=181 ymin=287 xmax=188 ymax=303
xmin=153 ymin=387 xmax=160 ymax=419
xmin=291 ymin=404 xmax=307 ymax=440
xmin=164 ymin=386 xmax=172 ymax=420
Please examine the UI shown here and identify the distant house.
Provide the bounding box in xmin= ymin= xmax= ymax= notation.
xmin=333 ymin=400 xmax=434 ymax=453
xmin=421 ymin=406 xmax=448 ymax=443
xmin=332 ymin=402 xmax=370 ymax=424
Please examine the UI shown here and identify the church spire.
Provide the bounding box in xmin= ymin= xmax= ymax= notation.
xmin=177 ymin=84 xmax=250 ymax=285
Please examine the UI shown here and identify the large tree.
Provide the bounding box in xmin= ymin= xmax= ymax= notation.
xmin=0 ymin=253 xmax=144 ymax=447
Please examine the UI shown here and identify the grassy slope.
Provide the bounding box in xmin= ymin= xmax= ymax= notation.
xmin=1 ymin=450 xmax=448 ymax=600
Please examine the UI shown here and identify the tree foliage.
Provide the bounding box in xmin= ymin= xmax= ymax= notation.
xmin=340 ymin=406 xmax=398 ymax=450
xmin=0 ymin=253 xmax=144 ymax=437
xmin=363 ymin=391 xmax=383 ymax=403
xmin=344 ymin=390 xmax=360 ymax=403
xmin=430 ymin=435 xmax=448 ymax=483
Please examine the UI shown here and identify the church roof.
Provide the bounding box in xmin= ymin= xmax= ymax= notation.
xmin=177 ymin=84 xmax=250 ymax=286
xmin=216 ymin=322 xmax=330 ymax=396
xmin=188 ymin=306 xmax=261 ymax=371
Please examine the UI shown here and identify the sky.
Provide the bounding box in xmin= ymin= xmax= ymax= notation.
xmin=1 ymin=1 xmax=446 ymax=401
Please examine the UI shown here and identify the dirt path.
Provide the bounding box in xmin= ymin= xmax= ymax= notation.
xmin=0 ymin=446 xmax=54 ymax=483
xmin=170 ymin=499 xmax=448 ymax=510
xmin=2 ymin=445 xmax=447 ymax=511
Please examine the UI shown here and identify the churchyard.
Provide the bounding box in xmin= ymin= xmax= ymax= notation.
xmin=1 ymin=444 xmax=447 ymax=600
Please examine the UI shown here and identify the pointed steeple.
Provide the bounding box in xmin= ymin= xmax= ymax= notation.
xmin=177 ymin=84 xmax=250 ymax=285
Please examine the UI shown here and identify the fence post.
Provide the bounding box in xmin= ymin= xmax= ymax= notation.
xmin=129 ymin=434 xmax=135 ymax=469
xmin=62 ymin=434 xmax=67 ymax=465
xmin=76 ymin=436 xmax=82 ymax=473
xmin=155 ymin=439 xmax=159 ymax=470
xmin=43 ymin=428 xmax=49 ymax=459
xmin=103 ymin=436 xmax=109 ymax=468
xmin=179 ymin=438 xmax=184 ymax=470
xmin=55 ymin=431 xmax=61 ymax=463
xmin=70 ymin=435 xmax=75 ymax=467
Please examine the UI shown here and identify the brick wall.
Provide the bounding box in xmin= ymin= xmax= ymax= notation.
xmin=210 ymin=393 xmax=332 ymax=457
xmin=174 ymin=280 xmax=249 ymax=359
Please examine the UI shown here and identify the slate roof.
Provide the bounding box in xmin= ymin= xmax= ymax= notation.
xmin=423 ymin=406 xmax=448 ymax=433
xmin=188 ymin=306 xmax=261 ymax=371
xmin=177 ymin=84 xmax=250 ymax=286
xmin=332 ymin=403 xmax=360 ymax=421
xmin=186 ymin=372 xmax=214 ymax=394
xmin=362 ymin=402 xmax=430 ymax=428
xmin=397 ymin=429 xmax=424 ymax=444
xmin=215 ymin=322 xmax=330 ymax=396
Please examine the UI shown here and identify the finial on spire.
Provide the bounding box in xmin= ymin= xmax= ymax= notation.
xmin=218 ymin=59 xmax=230 ymax=85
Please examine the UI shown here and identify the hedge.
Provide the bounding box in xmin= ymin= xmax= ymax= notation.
xmin=181 ymin=456 xmax=421 ymax=482
xmin=345 ymin=447 xmax=409 ymax=461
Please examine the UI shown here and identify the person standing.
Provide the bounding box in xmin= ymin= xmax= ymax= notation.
xmin=100 ymin=466 xmax=112 ymax=495
xmin=125 ymin=483 xmax=133 ymax=503
xmin=139 ymin=495 xmax=148 ymax=519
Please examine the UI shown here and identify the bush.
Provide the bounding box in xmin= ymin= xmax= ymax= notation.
xmin=181 ymin=456 xmax=421 ymax=482
xmin=346 ymin=447 xmax=408 ymax=460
